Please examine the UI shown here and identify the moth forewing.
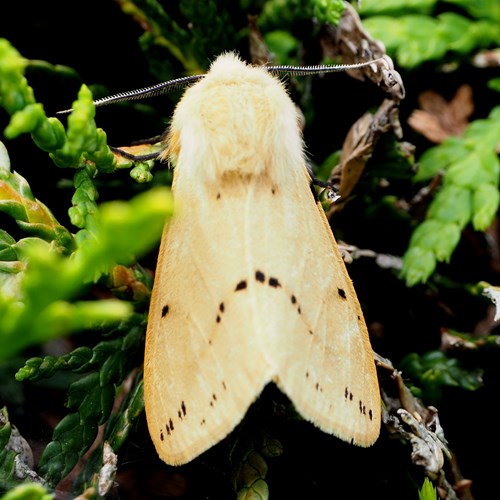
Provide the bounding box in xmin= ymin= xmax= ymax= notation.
xmin=144 ymin=52 xmax=380 ymax=465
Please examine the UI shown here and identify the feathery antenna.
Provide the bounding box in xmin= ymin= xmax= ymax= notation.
xmin=57 ymin=58 xmax=382 ymax=115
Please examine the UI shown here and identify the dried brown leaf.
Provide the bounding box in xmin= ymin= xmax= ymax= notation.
xmin=408 ymin=85 xmax=473 ymax=143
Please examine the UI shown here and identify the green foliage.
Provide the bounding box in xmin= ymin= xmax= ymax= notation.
xmin=73 ymin=376 xmax=145 ymax=493
xmin=0 ymin=40 xmax=115 ymax=173
xmin=0 ymin=26 xmax=174 ymax=496
xmin=0 ymin=167 xmax=74 ymax=254
xmin=259 ymin=0 xmax=345 ymax=59
xmin=0 ymin=408 xmax=17 ymax=492
xmin=114 ymin=0 xmax=240 ymax=78
xmin=260 ymin=0 xmax=344 ymax=27
xmin=418 ymin=477 xmax=437 ymax=500
xmin=0 ymin=484 xmax=53 ymax=500
xmin=0 ymin=36 xmax=172 ymax=358
xmin=234 ymin=450 xmax=270 ymax=500
xmin=360 ymin=0 xmax=500 ymax=68
xmin=401 ymin=106 xmax=500 ymax=286
xmin=16 ymin=319 xmax=144 ymax=487
xmin=0 ymin=162 xmax=172 ymax=358
xmin=399 ymin=350 xmax=483 ymax=404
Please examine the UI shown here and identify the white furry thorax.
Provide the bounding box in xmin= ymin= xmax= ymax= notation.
xmin=164 ymin=53 xmax=306 ymax=187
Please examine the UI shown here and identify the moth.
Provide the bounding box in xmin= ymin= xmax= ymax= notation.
xmin=88 ymin=52 xmax=382 ymax=465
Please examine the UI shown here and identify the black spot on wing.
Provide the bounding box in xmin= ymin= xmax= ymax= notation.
xmin=235 ymin=280 xmax=247 ymax=291
xmin=344 ymin=386 xmax=354 ymax=401
xmin=255 ymin=270 xmax=265 ymax=283
xmin=359 ymin=401 xmax=366 ymax=415
xmin=216 ymin=301 xmax=225 ymax=323
xmin=209 ymin=393 xmax=218 ymax=407
xmin=177 ymin=403 xmax=185 ymax=421
xmin=161 ymin=304 xmax=169 ymax=317
xmin=269 ymin=277 xmax=281 ymax=288
xmin=344 ymin=386 xmax=376 ymax=422
xmin=338 ymin=288 xmax=347 ymax=299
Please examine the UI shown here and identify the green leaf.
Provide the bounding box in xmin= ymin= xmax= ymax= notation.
xmin=24 ymin=319 xmax=144 ymax=486
xmin=419 ymin=477 xmax=437 ymax=500
xmin=403 ymin=105 xmax=500 ymax=285
xmin=427 ymin=185 xmax=471 ymax=229
xmin=0 ymin=483 xmax=53 ymax=500
xmin=0 ymin=185 xmax=171 ymax=360
xmin=472 ymin=183 xmax=500 ymax=230
xmin=362 ymin=9 xmax=500 ymax=68
xmin=399 ymin=350 xmax=483 ymax=404
xmin=401 ymin=246 xmax=437 ymax=287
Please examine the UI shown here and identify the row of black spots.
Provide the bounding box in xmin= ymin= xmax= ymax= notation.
xmin=358 ymin=401 xmax=374 ymax=421
xmin=345 ymin=386 xmax=374 ymax=422
xmin=337 ymin=287 xmax=362 ymax=322
xmin=290 ymin=293 xmax=303 ymax=317
xmin=209 ymin=392 xmax=218 ymax=408
xmin=305 ymin=372 xmax=323 ymax=392
xmin=344 ymin=386 xmax=354 ymax=402
xmin=161 ymin=417 xmax=175 ymax=440
xmin=255 ymin=269 xmax=282 ymax=289
xmin=235 ymin=279 xmax=247 ymax=291
xmin=234 ymin=271 xmax=313 ymax=334
xmin=255 ymin=271 xmax=312 ymax=333
xmin=234 ymin=271 xmax=284 ymax=293
xmin=315 ymin=382 xmax=324 ymax=393
xmin=215 ymin=301 xmax=225 ymax=324
xmin=199 ymin=383 xmax=226 ymax=426
xmin=177 ymin=400 xmax=187 ymax=421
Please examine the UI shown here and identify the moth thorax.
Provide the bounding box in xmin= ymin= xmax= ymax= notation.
xmin=172 ymin=68 xmax=303 ymax=182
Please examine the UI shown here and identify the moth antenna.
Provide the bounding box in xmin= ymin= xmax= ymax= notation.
xmin=57 ymin=74 xmax=204 ymax=115
xmin=267 ymin=58 xmax=383 ymax=77
xmin=57 ymin=58 xmax=383 ymax=115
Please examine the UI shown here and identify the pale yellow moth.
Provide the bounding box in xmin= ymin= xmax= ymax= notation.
xmin=141 ymin=52 xmax=381 ymax=465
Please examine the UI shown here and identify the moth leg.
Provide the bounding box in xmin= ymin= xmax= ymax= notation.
xmin=310 ymin=176 xmax=340 ymax=203
xmin=109 ymin=145 xmax=163 ymax=162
